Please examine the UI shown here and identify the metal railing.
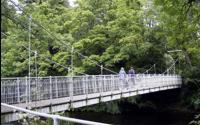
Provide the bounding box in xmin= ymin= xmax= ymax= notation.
xmin=1 ymin=74 xmax=182 ymax=104
xmin=1 ymin=103 xmax=110 ymax=125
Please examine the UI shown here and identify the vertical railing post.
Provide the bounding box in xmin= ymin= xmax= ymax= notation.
xmin=82 ymin=77 xmax=86 ymax=94
xmin=28 ymin=77 xmax=31 ymax=103
xmin=162 ymin=74 xmax=164 ymax=87
xmin=174 ymin=75 xmax=177 ymax=85
xmin=164 ymin=74 xmax=166 ymax=87
xmin=36 ymin=76 xmax=38 ymax=101
xmin=167 ymin=74 xmax=169 ymax=86
xmin=103 ymin=75 xmax=106 ymax=92
xmin=171 ymin=75 xmax=173 ymax=85
xmin=53 ymin=115 xmax=60 ymax=125
xmin=50 ymin=76 xmax=52 ymax=100
xmin=152 ymin=74 xmax=154 ymax=87
xmin=167 ymin=74 xmax=170 ymax=86
xmin=164 ymin=74 xmax=166 ymax=86
xmin=177 ymin=75 xmax=178 ymax=85
xmin=111 ymin=75 xmax=114 ymax=92
xmin=155 ymin=74 xmax=157 ymax=87
xmin=55 ymin=77 xmax=58 ymax=98
xmin=101 ymin=75 xmax=103 ymax=93
xmin=85 ymin=76 xmax=88 ymax=96
xmin=160 ymin=74 xmax=162 ymax=87
xmin=25 ymin=76 xmax=28 ymax=104
xmin=175 ymin=75 xmax=177 ymax=85
xmin=170 ymin=74 xmax=172 ymax=86
xmin=148 ymin=74 xmax=150 ymax=88
xmin=69 ymin=77 xmax=73 ymax=103
xmin=1 ymin=80 xmax=4 ymax=103
xmin=142 ymin=74 xmax=145 ymax=88
xmin=17 ymin=78 xmax=20 ymax=103
xmin=145 ymin=74 xmax=147 ymax=88
xmin=148 ymin=74 xmax=150 ymax=87
xmin=38 ymin=78 xmax=41 ymax=101
xmin=92 ymin=75 xmax=96 ymax=93
xmin=168 ymin=74 xmax=170 ymax=86
xmin=156 ymin=74 xmax=159 ymax=87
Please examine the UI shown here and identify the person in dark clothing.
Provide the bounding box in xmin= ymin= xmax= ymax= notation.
xmin=128 ymin=67 xmax=135 ymax=77
xmin=128 ymin=67 xmax=135 ymax=87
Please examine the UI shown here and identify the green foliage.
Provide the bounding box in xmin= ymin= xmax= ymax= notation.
xmin=0 ymin=0 xmax=173 ymax=76
xmin=1 ymin=0 xmax=199 ymax=114
xmin=189 ymin=114 xmax=200 ymax=125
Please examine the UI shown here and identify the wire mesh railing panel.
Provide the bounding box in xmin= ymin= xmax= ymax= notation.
xmin=51 ymin=77 xmax=58 ymax=99
xmin=127 ymin=77 xmax=135 ymax=88
xmin=29 ymin=78 xmax=38 ymax=101
xmin=87 ymin=76 xmax=95 ymax=94
xmin=56 ymin=77 xmax=70 ymax=98
xmin=1 ymin=80 xmax=7 ymax=103
xmin=112 ymin=75 xmax=120 ymax=90
xmin=37 ymin=78 xmax=51 ymax=100
xmin=73 ymin=77 xmax=84 ymax=96
xmin=1 ymin=75 xmax=182 ymax=104
xmin=103 ymin=76 xmax=112 ymax=92
xmin=18 ymin=78 xmax=27 ymax=103
xmin=1 ymin=78 xmax=18 ymax=104
xmin=135 ymin=74 xmax=143 ymax=82
xmin=95 ymin=76 xmax=103 ymax=93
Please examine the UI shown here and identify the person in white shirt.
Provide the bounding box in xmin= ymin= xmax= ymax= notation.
xmin=119 ymin=67 xmax=127 ymax=89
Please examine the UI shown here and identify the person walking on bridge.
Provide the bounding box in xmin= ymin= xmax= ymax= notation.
xmin=119 ymin=67 xmax=127 ymax=89
xmin=128 ymin=67 xmax=135 ymax=87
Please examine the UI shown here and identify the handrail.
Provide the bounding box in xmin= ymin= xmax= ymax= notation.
xmin=1 ymin=74 xmax=179 ymax=80
xmin=1 ymin=103 xmax=111 ymax=125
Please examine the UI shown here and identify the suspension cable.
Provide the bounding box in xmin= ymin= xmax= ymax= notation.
xmin=34 ymin=50 xmax=38 ymax=109
xmin=7 ymin=0 xmax=118 ymax=74
xmin=162 ymin=59 xmax=178 ymax=74
xmin=142 ymin=63 xmax=156 ymax=74
xmin=1 ymin=32 xmax=88 ymax=75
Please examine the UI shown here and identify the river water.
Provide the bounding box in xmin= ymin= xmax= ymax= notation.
xmin=67 ymin=111 xmax=194 ymax=125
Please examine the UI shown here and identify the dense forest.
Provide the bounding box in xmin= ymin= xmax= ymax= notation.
xmin=1 ymin=0 xmax=200 ymax=124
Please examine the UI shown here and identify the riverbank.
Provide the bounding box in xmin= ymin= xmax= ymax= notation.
xmin=65 ymin=88 xmax=199 ymax=125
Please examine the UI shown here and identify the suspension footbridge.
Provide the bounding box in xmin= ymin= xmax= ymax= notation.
xmin=1 ymin=1 xmax=182 ymax=124
xmin=1 ymin=74 xmax=182 ymax=123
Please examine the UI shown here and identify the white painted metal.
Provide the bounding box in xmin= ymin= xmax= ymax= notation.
xmin=1 ymin=74 xmax=181 ymax=105
xmin=28 ymin=15 xmax=32 ymax=104
xmin=1 ymin=75 xmax=181 ymax=123
xmin=1 ymin=103 xmax=110 ymax=125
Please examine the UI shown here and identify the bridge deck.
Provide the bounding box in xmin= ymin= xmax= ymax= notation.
xmin=1 ymin=74 xmax=181 ymax=112
xmin=1 ymin=74 xmax=181 ymax=123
